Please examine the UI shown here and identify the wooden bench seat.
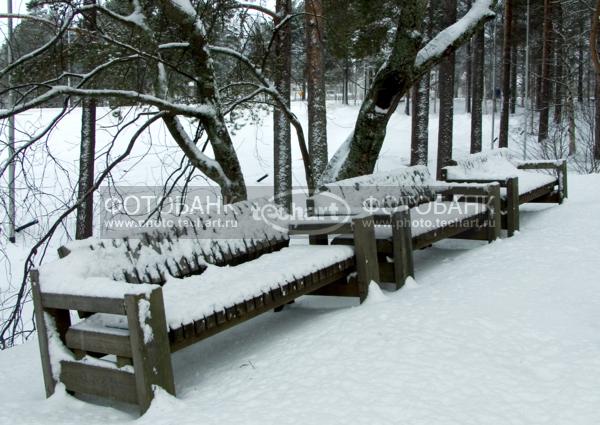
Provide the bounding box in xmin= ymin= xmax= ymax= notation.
xmin=31 ymin=198 xmax=380 ymax=414
xmin=441 ymin=148 xmax=568 ymax=236
xmin=293 ymin=166 xmax=502 ymax=291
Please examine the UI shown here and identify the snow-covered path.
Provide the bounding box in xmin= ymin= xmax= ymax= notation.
xmin=1 ymin=174 xmax=600 ymax=425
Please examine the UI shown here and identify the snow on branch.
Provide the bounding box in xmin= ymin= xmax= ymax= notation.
xmin=415 ymin=0 xmax=496 ymax=71
xmin=0 ymin=86 xmax=215 ymax=120
xmin=84 ymin=1 xmax=149 ymax=32
xmin=162 ymin=115 xmax=232 ymax=188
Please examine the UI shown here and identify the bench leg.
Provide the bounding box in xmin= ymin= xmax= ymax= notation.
xmin=392 ymin=209 xmax=414 ymax=290
xmin=352 ymin=215 xmax=379 ymax=303
xmin=125 ymin=287 xmax=175 ymax=414
xmin=30 ymin=270 xmax=72 ymax=398
xmin=487 ymin=185 xmax=502 ymax=242
xmin=505 ymin=177 xmax=519 ymax=237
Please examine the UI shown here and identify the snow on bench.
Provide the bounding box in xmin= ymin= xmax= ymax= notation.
xmin=441 ymin=148 xmax=568 ymax=237
xmin=443 ymin=148 xmax=557 ymax=195
xmin=31 ymin=198 xmax=380 ymax=414
xmin=299 ymin=165 xmax=502 ymax=292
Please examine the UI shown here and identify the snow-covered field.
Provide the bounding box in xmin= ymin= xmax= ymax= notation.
xmin=1 ymin=101 xmax=600 ymax=424
xmin=0 ymin=173 xmax=599 ymax=424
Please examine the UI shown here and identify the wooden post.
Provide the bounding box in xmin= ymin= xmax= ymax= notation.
xmin=558 ymin=161 xmax=568 ymax=202
xmin=125 ymin=287 xmax=175 ymax=414
xmin=391 ymin=209 xmax=414 ymax=290
xmin=505 ymin=177 xmax=520 ymax=236
xmin=487 ymin=184 xmax=502 ymax=241
xmin=352 ymin=215 xmax=379 ymax=302
xmin=30 ymin=270 xmax=72 ymax=398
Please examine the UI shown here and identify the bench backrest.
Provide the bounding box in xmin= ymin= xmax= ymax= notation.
xmin=445 ymin=148 xmax=518 ymax=179
xmin=60 ymin=198 xmax=289 ymax=285
xmin=311 ymin=165 xmax=437 ymax=214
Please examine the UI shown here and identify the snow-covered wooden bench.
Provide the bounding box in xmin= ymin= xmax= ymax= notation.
xmin=441 ymin=148 xmax=568 ymax=237
xmin=30 ymin=199 xmax=379 ymax=414
xmin=290 ymin=166 xmax=501 ymax=290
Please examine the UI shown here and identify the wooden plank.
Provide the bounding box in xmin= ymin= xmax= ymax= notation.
xmin=519 ymin=182 xmax=557 ymax=204
xmin=30 ymin=270 xmax=58 ymax=398
xmin=66 ymin=328 xmax=132 ymax=358
xmin=413 ymin=211 xmax=489 ymax=249
xmin=41 ymin=293 xmax=126 ymax=315
xmin=391 ymin=209 xmax=414 ymax=290
xmin=60 ymin=361 xmax=138 ymax=405
xmin=125 ymin=288 xmax=175 ymax=414
xmin=168 ymin=259 xmax=354 ymax=353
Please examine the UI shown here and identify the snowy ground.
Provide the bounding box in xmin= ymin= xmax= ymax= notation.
xmin=2 ymin=101 xmax=600 ymax=424
xmin=1 ymin=173 xmax=599 ymax=424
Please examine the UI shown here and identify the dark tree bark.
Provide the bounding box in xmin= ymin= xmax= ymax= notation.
xmin=596 ymin=74 xmax=600 ymax=160
xmin=405 ymin=93 xmax=410 ymax=115
xmin=76 ymin=0 xmax=97 ymax=240
xmin=510 ymin=38 xmax=517 ymax=114
xmin=411 ymin=75 xmax=430 ymax=165
xmin=538 ymin=0 xmax=552 ymax=143
xmin=411 ymin=0 xmax=432 ymax=166
xmin=553 ymin=4 xmax=563 ymax=124
xmin=471 ymin=27 xmax=485 ymax=154
xmin=578 ymin=42 xmax=584 ymax=103
xmin=499 ymin=0 xmax=512 ymax=149
xmin=343 ymin=57 xmax=350 ymax=105
xmin=594 ymin=0 xmax=600 ymax=160
xmin=305 ymin=0 xmax=328 ymax=185
xmin=273 ymin=0 xmax=292 ymax=210
xmin=465 ymin=0 xmax=473 ymax=114
xmin=436 ymin=0 xmax=458 ymax=179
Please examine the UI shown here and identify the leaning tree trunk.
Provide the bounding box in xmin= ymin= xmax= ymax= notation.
xmin=320 ymin=0 xmax=496 ymax=183
xmin=538 ymin=0 xmax=552 ymax=144
xmin=273 ymin=0 xmax=292 ymax=210
xmin=499 ymin=0 xmax=512 ymax=149
xmin=471 ymin=27 xmax=485 ymax=154
xmin=436 ymin=0 xmax=458 ymax=179
xmin=159 ymin=0 xmax=247 ymax=202
xmin=305 ymin=0 xmax=328 ymax=186
xmin=76 ymin=0 xmax=97 ymax=240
